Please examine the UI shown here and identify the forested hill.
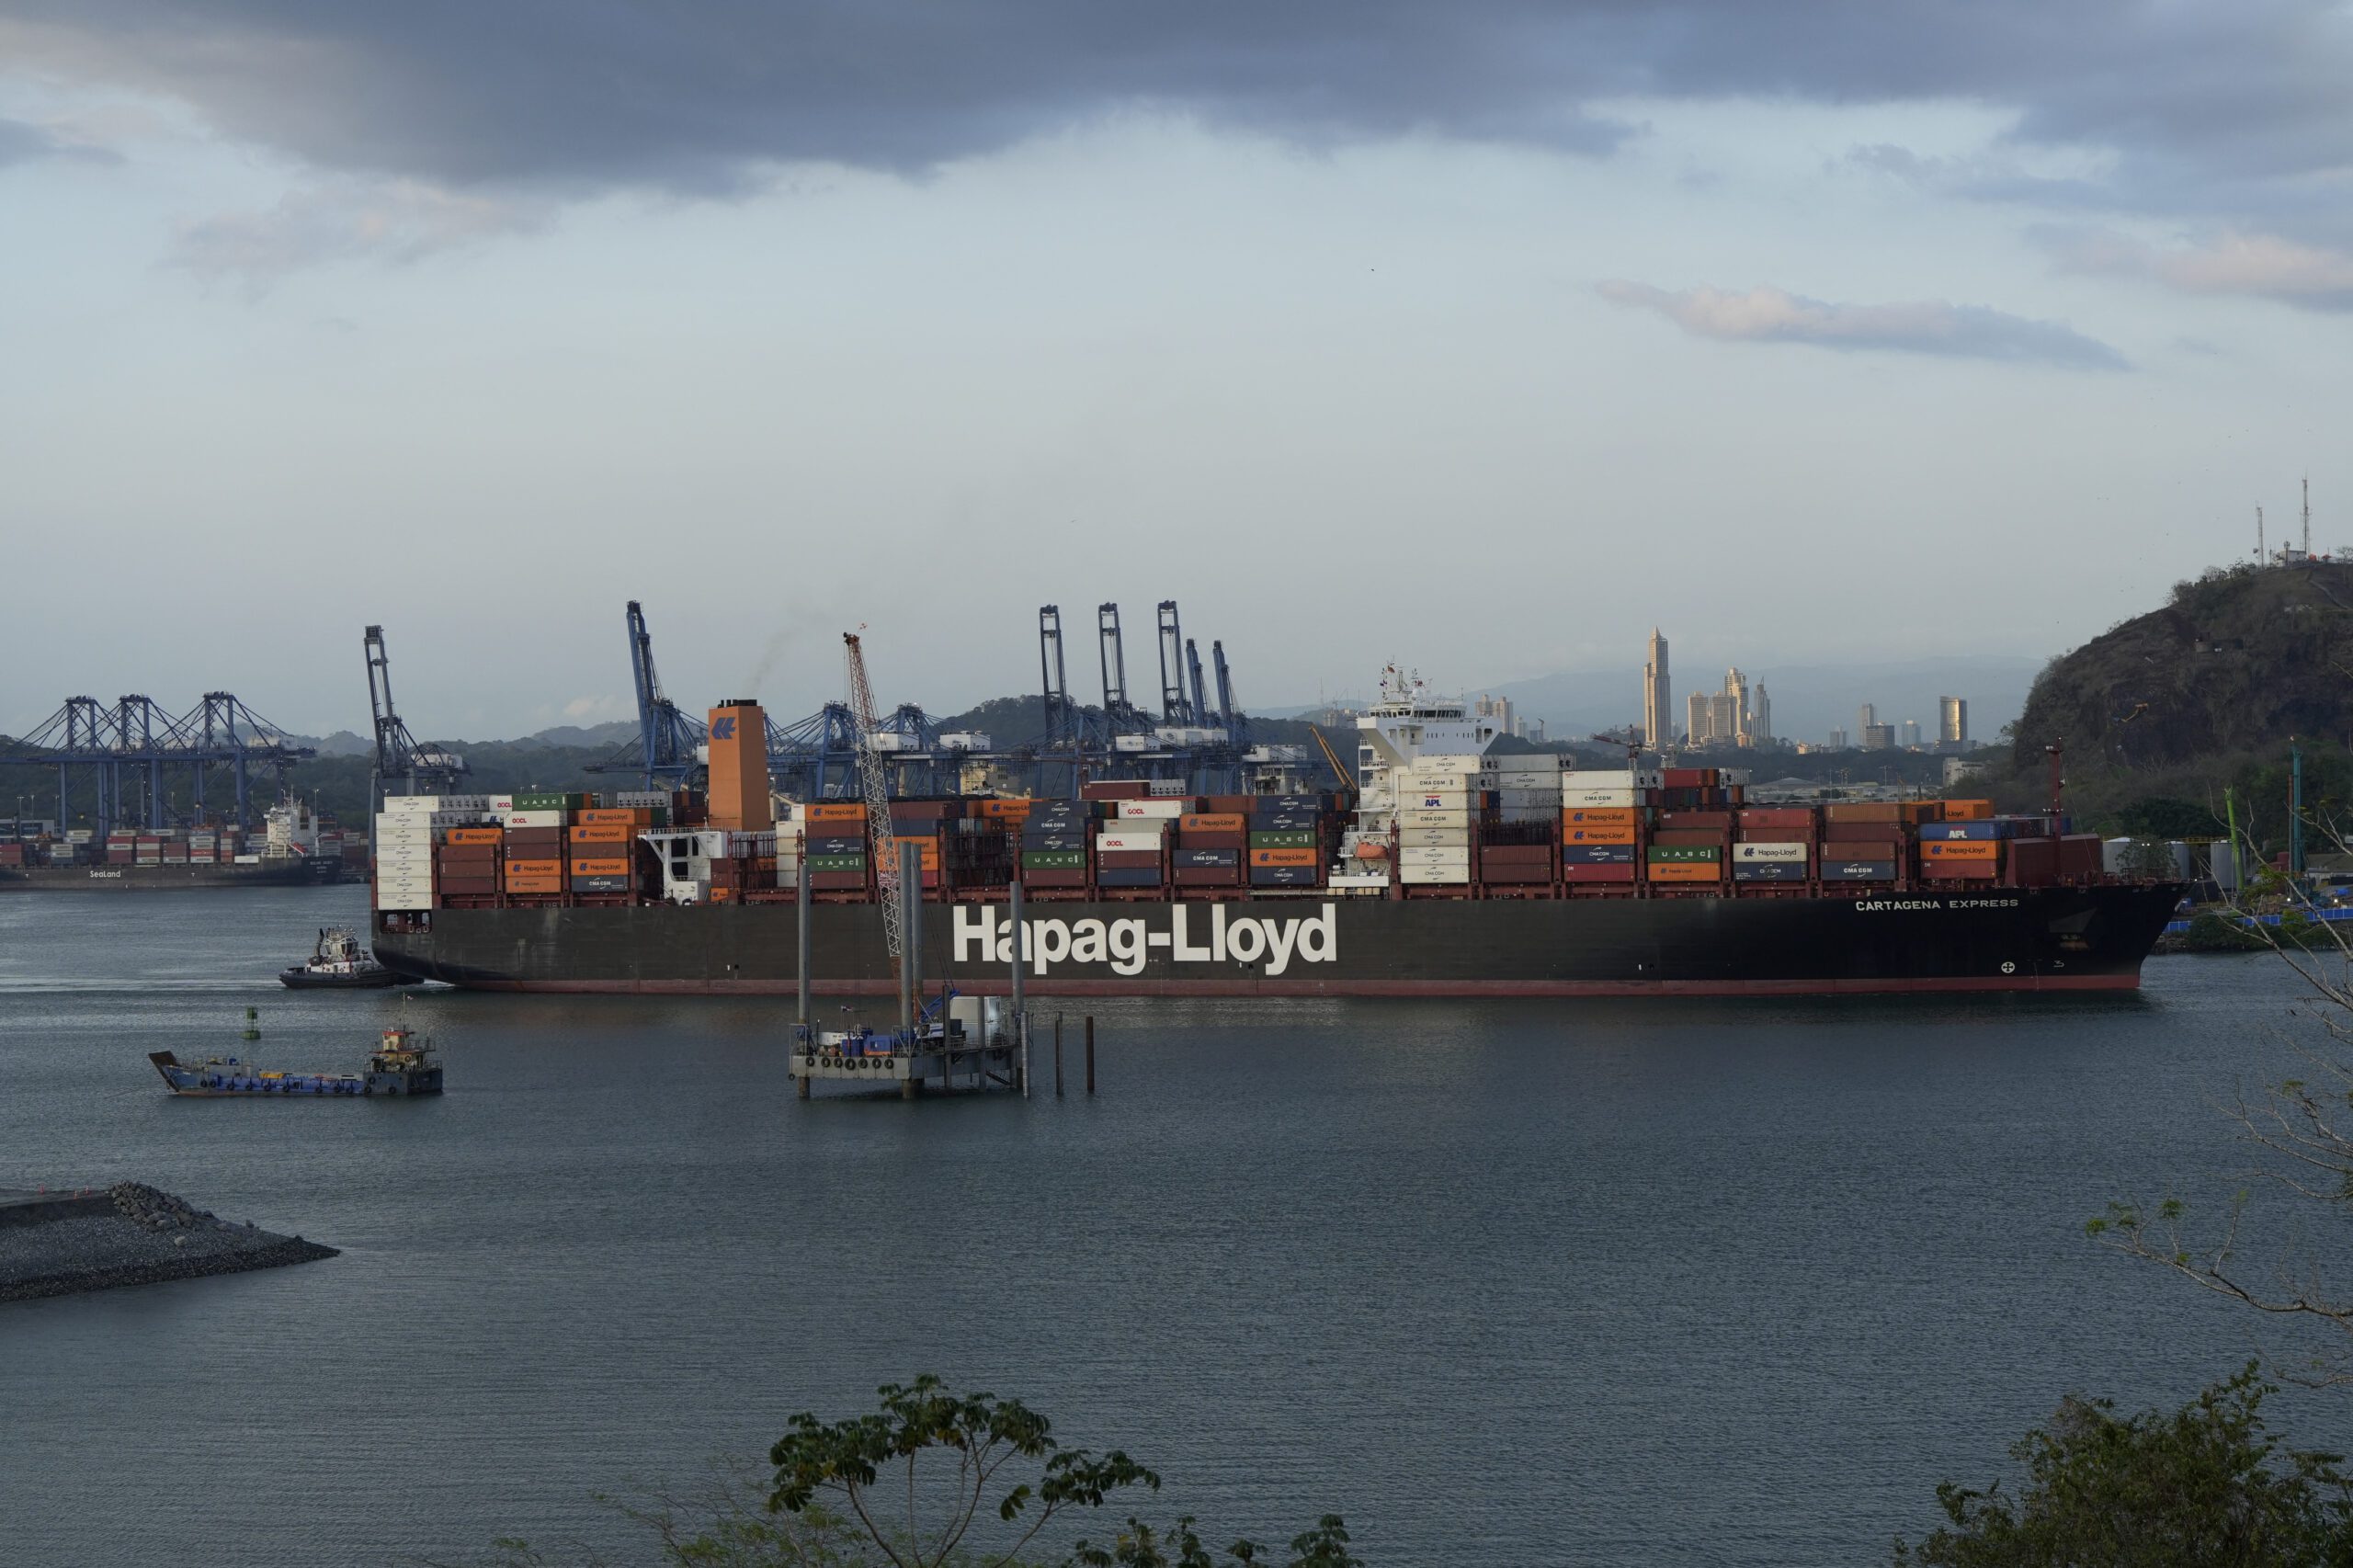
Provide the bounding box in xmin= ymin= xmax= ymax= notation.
xmin=2013 ymin=561 xmax=2353 ymax=772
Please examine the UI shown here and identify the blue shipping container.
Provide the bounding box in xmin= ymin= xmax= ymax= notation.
xmin=1731 ymin=862 xmax=1806 ymax=881
xmin=1250 ymin=866 xmax=1322 ymax=886
xmin=1821 ymin=860 xmax=1897 ymax=881
xmin=1175 ymin=848 xmax=1239 ymax=868
xmin=1918 ymin=821 xmax=1999 ymax=841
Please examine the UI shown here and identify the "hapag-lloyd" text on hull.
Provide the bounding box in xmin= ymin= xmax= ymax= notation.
xmin=954 ymin=902 xmax=1337 ymax=976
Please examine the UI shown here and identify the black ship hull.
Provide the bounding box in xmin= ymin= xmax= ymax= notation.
xmin=370 ymin=884 xmax=2185 ymax=997
xmin=0 ymin=858 xmax=344 ymax=892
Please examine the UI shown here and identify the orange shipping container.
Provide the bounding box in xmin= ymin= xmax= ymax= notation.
xmin=1899 ymin=801 xmax=1945 ymax=824
xmin=1921 ymin=839 xmax=1998 ymax=861
xmin=569 ymin=824 xmax=633 ymax=844
xmin=1562 ymin=825 xmax=1637 ymax=846
xmin=577 ymin=808 xmax=651 ymax=826
xmin=1940 ymin=799 xmax=1995 ymax=821
xmin=1250 ymin=847 xmax=1318 ymax=869
xmin=505 ymin=875 xmax=563 ymax=894
xmin=446 ymin=827 xmax=504 ymax=846
xmin=569 ymin=858 xmax=632 ymax=877
xmin=504 ymin=858 xmax=563 ymax=879
xmin=977 ymin=799 xmax=1031 ymax=818
xmin=1562 ymin=808 xmax=1639 ymax=826
xmin=1179 ymin=812 xmax=1246 ymax=834
xmin=1645 ymin=860 xmax=1722 ymax=882
xmin=807 ymin=801 xmax=867 ymax=824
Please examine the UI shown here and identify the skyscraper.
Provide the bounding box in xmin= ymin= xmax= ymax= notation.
xmin=1752 ymin=684 xmax=1771 ymax=744
xmin=1938 ymin=696 xmax=1969 ymax=748
xmin=1859 ymin=702 xmax=1877 ymax=737
xmin=1643 ymin=628 xmax=1671 ymax=748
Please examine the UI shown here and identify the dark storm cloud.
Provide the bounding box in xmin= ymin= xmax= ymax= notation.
xmin=6 ymin=0 xmax=2347 ymax=234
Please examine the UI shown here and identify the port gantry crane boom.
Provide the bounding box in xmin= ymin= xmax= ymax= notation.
xmin=624 ymin=600 xmax=703 ymax=791
xmin=1211 ymin=641 xmax=1239 ymax=736
xmin=1 ymin=691 xmax=311 ymax=835
xmin=842 ymin=631 xmax=904 ymax=966
xmin=1155 ymin=600 xmax=1193 ymax=723
xmin=364 ymin=625 xmax=466 ymax=807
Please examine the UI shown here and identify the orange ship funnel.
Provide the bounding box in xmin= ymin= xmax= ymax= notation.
xmin=707 ymin=699 xmax=773 ymax=832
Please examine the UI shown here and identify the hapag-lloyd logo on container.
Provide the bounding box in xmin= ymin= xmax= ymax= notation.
xmin=954 ymin=903 xmax=1337 ymax=976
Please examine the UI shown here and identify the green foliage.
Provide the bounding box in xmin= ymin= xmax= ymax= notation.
xmin=765 ymin=1375 xmax=1156 ymax=1568
xmin=2114 ymin=796 xmax=2223 ymax=840
xmin=754 ymin=1376 xmax=1348 ymax=1568
xmin=1066 ymin=1515 xmax=1361 ymax=1568
xmin=1986 ymin=560 xmax=2353 ymax=828
xmin=1894 ymin=1365 xmax=2353 ymax=1567
xmin=2180 ymin=913 xmax=2271 ymax=952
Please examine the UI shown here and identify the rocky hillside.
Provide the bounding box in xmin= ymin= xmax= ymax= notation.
xmin=2012 ymin=562 xmax=2353 ymax=773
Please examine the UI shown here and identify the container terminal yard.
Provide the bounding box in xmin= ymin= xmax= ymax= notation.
xmin=363 ymin=603 xmax=2185 ymax=998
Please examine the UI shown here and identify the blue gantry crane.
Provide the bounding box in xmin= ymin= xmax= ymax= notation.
xmin=2 ymin=691 xmax=315 ymax=835
xmin=365 ymin=625 xmax=467 ymax=806
xmin=1017 ymin=599 xmax=1251 ymax=795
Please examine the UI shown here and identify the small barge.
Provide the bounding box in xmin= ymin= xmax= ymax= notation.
xmin=150 ymin=1026 xmax=444 ymax=1096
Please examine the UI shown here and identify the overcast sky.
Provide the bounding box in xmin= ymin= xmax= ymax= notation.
xmin=3 ymin=3 xmax=2348 ymax=739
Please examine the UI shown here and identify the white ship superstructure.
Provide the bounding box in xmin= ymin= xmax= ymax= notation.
xmin=1332 ymin=667 xmax=1502 ymax=888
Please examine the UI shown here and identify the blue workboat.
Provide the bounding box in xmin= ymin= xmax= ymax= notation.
xmin=149 ymin=1026 xmax=443 ymax=1096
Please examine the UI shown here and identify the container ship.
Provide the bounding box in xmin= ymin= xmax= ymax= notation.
xmin=369 ymin=676 xmax=2182 ymax=997
xmin=1 ymin=799 xmax=353 ymax=892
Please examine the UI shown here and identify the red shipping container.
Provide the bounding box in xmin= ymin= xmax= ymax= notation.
xmin=1176 ymin=831 xmax=1245 ymax=850
xmin=1921 ymin=859 xmax=1998 ymax=881
xmin=1651 ymin=829 xmax=1729 ymax=846
xmin=1658 ymin=811 xmax=1733 ymax=829
xmin=1565 ymin=863 xmax=1638 ymax=882
xmin=1736 ymin=828 xmax=1814 ymax=844
xmin=809 ymin=871 xmax=867 ymax=890
xmin=1174 ymin=866 xmax=1242 ymax=885
xmin=2011 ymin=837 xmax=2059 ymax=886
xmin=1737 ymin=808 xmax=1813 ymax=828
xmin=438 ymin=876 xmax=501 ymax=895
xmin=1079 ymin=781 xmax=1151 ymax=801
xmin=1662 ymin=768 xmax=1715 ymax=790
xmin=2057 ymin=835 xmax=2103 ymax=878
xmin=1097 ymin=850 xmax=1161 ymax=869
xmin=1481 ymin=865 xmax=1551 ymax=884
xmin=1479 ymin=846 xmax=1552 ymax=865
xmin=1021 ymin=869 xmax=1088 ymax=888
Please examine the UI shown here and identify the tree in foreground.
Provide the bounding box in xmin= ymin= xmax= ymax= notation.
xmin=2089 ymin=835 xmax=2353 ymax=1385
xmin=1893 ymin=1365 xmax=2353 ymax=1567
xmin=472 ymin=1375 xmax=1358 ymax=1567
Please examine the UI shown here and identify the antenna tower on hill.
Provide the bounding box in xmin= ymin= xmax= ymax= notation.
xmin=2304 ymin=476 xmax=2313 ymax=559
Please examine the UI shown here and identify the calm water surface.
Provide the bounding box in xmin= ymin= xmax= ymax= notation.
xmin=0 ymin=887 xmax=2340 ymax=1566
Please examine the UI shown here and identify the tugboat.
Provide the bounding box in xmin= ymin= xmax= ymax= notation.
xmin=149 ymin=1026 xmax=445 ymax=1096
xmin=280 ymin=927 xmax=408 ymax=989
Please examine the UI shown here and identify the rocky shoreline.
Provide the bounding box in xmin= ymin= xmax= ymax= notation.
xmin=0 ymin=1182 xmax=337 ymax=1305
